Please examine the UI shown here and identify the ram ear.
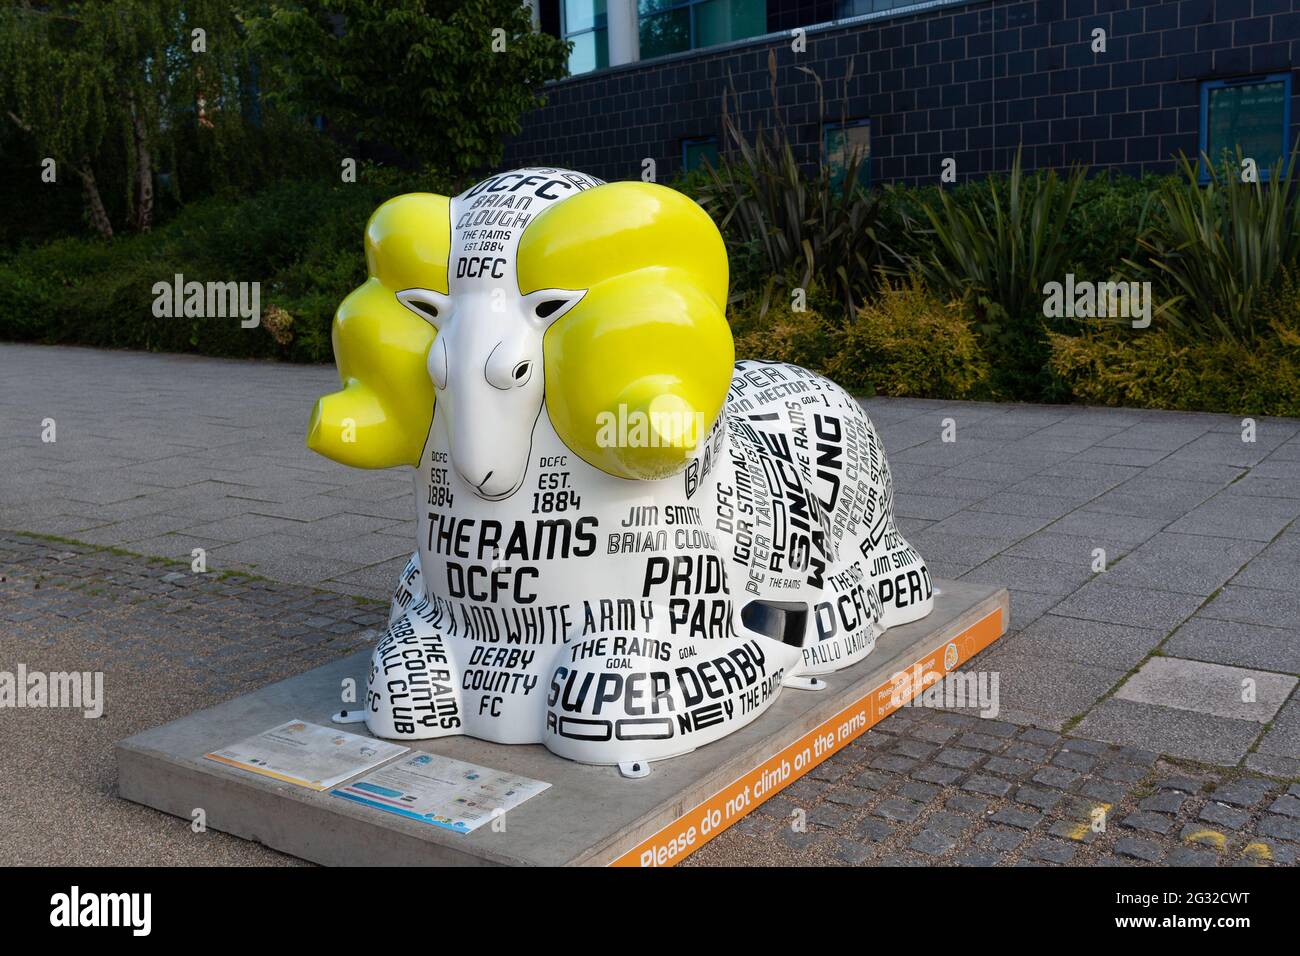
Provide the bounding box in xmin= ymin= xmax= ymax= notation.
xmin=396 ymin=288 xmax=451 ymax=329
xmin=521 ymin=288 xmax=585 ymax=328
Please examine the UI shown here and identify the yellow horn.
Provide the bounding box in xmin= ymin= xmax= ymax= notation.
xmin=518 ymin=181 xmax=733 ymax=480
xmin=306 ymin=192 xmax=450 ymax=468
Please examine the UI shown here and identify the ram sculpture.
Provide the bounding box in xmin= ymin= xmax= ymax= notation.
xmin=307 ymin=167 xmax=933 ymax=773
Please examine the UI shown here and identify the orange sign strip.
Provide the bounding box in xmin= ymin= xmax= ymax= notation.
xmin=609 ymin=605 xmax=1005 ymax=867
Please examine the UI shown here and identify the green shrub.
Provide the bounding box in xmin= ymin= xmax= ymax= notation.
xmin=904 ymin=149 xmax=1085 ymax=401
xmin=1063 ymin=172 xmax=1172 ymax=280
xmin=0 ymin=168 xmax=444 ymax=362
xmin=1127 ymin=151 xmax=1300 ymax=343
xmin=876 ymin=171 xmax=1169 ymax=289
xmin=828 ymin=280 xmax=990 ymax=399
xmin=247 ymin=0 xmax=569 ymax=180
xmin=729 ymin=284 xmax=847 ymax=372
xmin=729 ymin=280 xmax=990 ymax=401
xmin=698 ymin=129 xmax=890 ymax=318
xmin=695 ymin=55 xmax=893 ymax=318
xmin=1048 ymin=271 xmax=1300 ymax=415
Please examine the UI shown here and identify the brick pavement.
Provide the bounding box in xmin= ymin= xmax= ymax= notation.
xmin=684 ymin=706 xmax=1300 ymax=867
xmin=0 ymin=531 xmax=379 ymax=865
xmin=2 ymin=343 xmax=1299 ymax=864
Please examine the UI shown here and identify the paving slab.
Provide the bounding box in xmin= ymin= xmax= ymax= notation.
xmin=1200 ymin=586 xmax=1300 ymax=630
xmin=1164 ymin=493 xmax=1300 ymax=541
xmin=1074 ymin=699 xmax=1264 ymax=766
xmin=1046 ymin=511 xmax=1168 ymax=545
xmin=966 ymin=493 xmax=1080 ymax=520
xmin=959 ymin=555 xmax=1096 ymax=597
xmin=921 ymin=510 xmax=1054 ymax=542
xmin=1166 ymin=432 xmax=1289 ymax=467
xmin=1008 ymin=615 xmax=1164 ymax=670
xmin=1228 ymin=536 xmax=1300 ymax=592
xmin=1003 ymin=531 xmax=1134 ymax=565
xmin=1071 ymin=445 xmax=1170 ymax=466
xmin=960 ymin=645 xmax=1127 ymax=729
xmin=894 ymin=493 xmax=975 ymax=521
xmin=1107 ymin=533 xmax=1266 ymax=596
xmin=1002 ymin=590 xmax=1063 ymax=631
xmin=1050 ymin=580 xmax=1203 ymax=631
xmin=1080 ymin=488 xmax=1220 ymax=521
xmin=1113 ymin=657 xmax=1296 ymax=723
xmin=1164 ymin=617 xmax=1300 ymax=675
xmin=1096 ymin=423 xmax=1210 ymax=450
xmin=116 ymin=581 xmax=1008 ymax=867
xmin=1250 ymin=698 xmax=1300 ymax=775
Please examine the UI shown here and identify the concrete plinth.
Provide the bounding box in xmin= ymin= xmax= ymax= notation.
xmin=116 ymin=580 xmax=1007 ymax=866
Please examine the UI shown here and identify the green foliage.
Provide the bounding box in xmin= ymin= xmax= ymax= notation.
xmin=828 ymin=279 xmax=990 ymax=399
xmin=1127 ymin=150 xmax=1300 ymax=343
xmin=904 ymin=149 xmax=1085 ymax=401
xmin=0 ymin=168 xmax=442 ymax=361
xmin=1049 ymin=268 xmax=1300 ymax=416
xmin=0 ymin=0 xmax=118 ymax=169
xmin=729 ymin=284 xmax=847 ymax=373
xmin=0 ymin=0 xmax=334 ymax=240
xmin=1048 ymin=325 xmax=1300 ymax=417
xmin=6 ymin=136 xmax=1298 ymax=422
xmin=694 ymin=56 xmax=893 ymax=318
xmin=1062 ymin=172 xmax=1172 ymax=280
xmin=246 ymin=0 xmax=570 ymax=178
xmin=729 ymin=279 xmax=989 ymax=401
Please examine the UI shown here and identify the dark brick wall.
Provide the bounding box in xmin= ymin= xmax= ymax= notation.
xmin=503 ymin=0 xmax=1300 ymax=185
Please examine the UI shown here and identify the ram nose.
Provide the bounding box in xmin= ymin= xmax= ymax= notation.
xmin=469 ymin=467 xmax=521 ymax=501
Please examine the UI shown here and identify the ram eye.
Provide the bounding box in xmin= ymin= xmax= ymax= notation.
xmin=534 ymin=299 xmax=566 ymax=319
xmin=513 ymin=361 xmax=532 ymax=381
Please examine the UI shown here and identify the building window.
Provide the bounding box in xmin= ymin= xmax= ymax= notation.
xmin=835 ymin=0 xmax=966 ymax=17
xmin=825 ymin=119 xmax=871 ymax=191
xmin=563 ymin=0 xmax=609 ymax=74
xmin=1199 ymin=74 xmax=1293 ymax=181
xmin=639 ymin=0 xmax=767 ymax=61
xmin=682 ymin=136 xmax=719 ymax=172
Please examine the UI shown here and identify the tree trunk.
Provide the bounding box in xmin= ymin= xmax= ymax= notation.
xmin=75 ymin=158 xmax=114 ymax=239
xmin=129 ymin=95 xmax=154 ymax=233
xmin=6 ymin=111 xmax=114 ymax=239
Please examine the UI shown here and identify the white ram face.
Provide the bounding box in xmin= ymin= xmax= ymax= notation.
xmin=397 ymin=285 xmax=584 ymax=500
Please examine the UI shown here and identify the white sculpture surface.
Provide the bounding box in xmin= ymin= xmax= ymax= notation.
xmin=309 ymin=168 xmax=934 ymax=767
